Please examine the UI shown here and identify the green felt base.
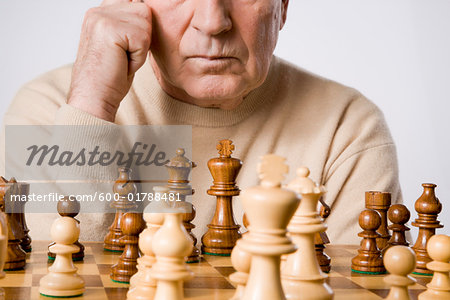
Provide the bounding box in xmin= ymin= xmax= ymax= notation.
xmin=40 ymin=293 xmax=83 ymax=298
xmin=412 ymin=271 xmax=433 ymax=276
xmin=202 ymin=251 xmax=231 ymax=257
xmin=351 ymin=268 xmax=386 ymax=275
xmin=48 ymin=256 xmax=84 ymax=262
xmin=3 ymin=267 xmax=25 ymax=271
xmin=23 ymin=248 xmax=32 ymax=253
xmin=103 ymin=248 xmax=123 ymax=253
xmin=111 ymin=278 xmax=130 ymax=284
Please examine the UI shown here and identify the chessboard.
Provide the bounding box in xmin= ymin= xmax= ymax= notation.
xmin=1 ymin=242 xmax=432 ymax=300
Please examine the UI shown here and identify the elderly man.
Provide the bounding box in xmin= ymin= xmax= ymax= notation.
xmin=1 ymin=0 xmax=401 ymax=243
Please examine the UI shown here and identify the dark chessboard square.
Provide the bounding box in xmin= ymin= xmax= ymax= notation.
xmin=3 ymin=286 xmax=31 ymax=299
xmin=104 ymin=287 xmax=129 ymax=300
xmin=98 ymin=264 xmax=114 ymax=275
xmin=214 ymin=266 xmax=236 ymax=277
xmin=185 ymin=276 xmax=234 ymax=289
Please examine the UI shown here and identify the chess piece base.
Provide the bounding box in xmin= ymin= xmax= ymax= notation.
xmin=39 ymin=273 xmax=85 ymax=298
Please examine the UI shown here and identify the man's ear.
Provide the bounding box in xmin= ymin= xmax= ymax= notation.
xmin=280 ymin=0 xmax=289 ymax=30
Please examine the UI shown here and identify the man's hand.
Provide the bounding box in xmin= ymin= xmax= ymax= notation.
xmin=68 ymin=0 xmax=152 ymax=122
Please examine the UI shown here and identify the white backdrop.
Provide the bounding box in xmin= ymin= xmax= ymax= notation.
xmin=0 ymin=0 xmax=448 ymax=238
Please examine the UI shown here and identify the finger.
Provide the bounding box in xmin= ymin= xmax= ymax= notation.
xmin=101 ymin=0 xmax=133 ymax=7
xmin=107 ymin=2 xmax=151 ymax=22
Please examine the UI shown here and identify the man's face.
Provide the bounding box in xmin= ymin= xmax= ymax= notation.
xmin=144 ymin=0 xmax=288 ymax=109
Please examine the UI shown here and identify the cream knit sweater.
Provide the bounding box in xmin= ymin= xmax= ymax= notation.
xmin=1 ymin=56 xmax=402 ymax=244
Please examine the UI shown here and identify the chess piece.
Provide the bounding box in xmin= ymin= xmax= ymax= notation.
xmin=150 ymin=210 xmax=193 ymax=300
xmin=39 ymin=217 xmax=85 ymax=297
xmin=237 ymin=154 xmax=300 ymax=300
xmin=127 ymin=186 xmax=169 ymax=299
xmin=383 ymin=204 xmax=410 ymax=255
xmin=48 ymin=196 xmax=84 ymax=261
xmin=315 ymin=197 xmax=331 ymax=273
xmin=17 ymin=182 xmax=32 ymax=252
xmin=418 ymin=234 xmax=450 ymax=300
xmin=0 ymin=211 xmax=7 ymax=277
xmin=202 ymin=140 xmax=242 ymax=256
xmin=351 ymin=209 xmax=386 ymax=274
xmin=165 ymin=148 xmax=200 ymax=263
xmin=1 ymin=178 xmax=26 ymax=270
xmin=229 ymin=235 xmax=251 ymax=300
xmin=0 ymin=211 xmax=7 ymax=299
xmin=104 ymin=167 xmax=138 ymax=252
xmin=110 ymin=212 xmax=146 ymax=283
xmin=412 ymin=183 xmax=443 ymax=275
xmin=383 ymin=246 xmax=416 ymax=300
xmin=282 ymin=167 xmax=333 ymax=300
xmin=365 ymin=191 xmax=391 ymax=250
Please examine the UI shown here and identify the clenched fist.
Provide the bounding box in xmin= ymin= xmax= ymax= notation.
xmin=68 ymin=0 xmax=152 ymax=122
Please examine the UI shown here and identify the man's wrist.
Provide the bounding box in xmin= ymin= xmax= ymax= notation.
xmin=67 ymin=96 xmax=118 ymax=123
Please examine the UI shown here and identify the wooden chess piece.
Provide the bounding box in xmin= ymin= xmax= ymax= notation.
xmin=48 ymin=196 xmax=84 ymax=261
xmin=165 ymin=148 xmax=200 ymax=263
xmin=150 ymin=211 xmax=193 ymax=300
xmin=229 ymin=239 xmax=251 ymax=300
xmin=351 ymin=209 xmax=386 ymax=274
xmin=412 ymin=183 xmax=443 ymax=275
xmin=202 ymin=140 xmax=242 ymax=256
xmin=237 ymin=154 xmax=300 ymax=300
xmin=110 ymin=212 xmax=146 ymax=283
xmin=418 ymin=234 xmax=450 ymax=300
xmin=383 ymin=246 xmax=416 ymax=300
xmin=127 ymin=186 xmax=169 ymax=298
xmin=17 ymin=182 xmax=31 ymax=252
xmin=365 ymin=191 xmax=391 ymax=250
xmin=315 ymin=197 xmax=331 ymax=273
xmin=383 ymin=204 xmax=410 ymax=255
xmin=282 ymin=167 xmax=333 ymax=300
xmin=1 ymin=178 xmax=26 ymax=270
xmin=104 ymin=167 xmax=138 ymax=252
xmin=39 ymin=217 xmax=85 ymax=297
xmin=0 ymin=211 xmax=7 ymax=277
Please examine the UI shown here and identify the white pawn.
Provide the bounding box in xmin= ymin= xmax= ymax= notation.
xmin=418 ymin=234 xmax=450 ymax=300
xmin=383 ymin=246 xmax=416 ymax=300
xmin=39 ymin=217 xmax=85 ymax=297
xmin=229 ymin=237 xmax=251 ymax=300
xmin=127 ymin=186 xmax=170 ymax=300
xmin=151 ymin=208 xmax=193 ymax=300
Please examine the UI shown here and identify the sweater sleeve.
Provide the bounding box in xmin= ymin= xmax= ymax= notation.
xmin=321 ymin=93 xmax=402 ymax=244
xmin=0 ymin=66 xmax=122 ymax=180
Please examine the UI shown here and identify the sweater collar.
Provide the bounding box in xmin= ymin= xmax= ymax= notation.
xmin=132 ymin=56 xmax=279 ymax=127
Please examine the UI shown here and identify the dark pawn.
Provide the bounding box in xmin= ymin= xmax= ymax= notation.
xmin=110 ymin=212 xmax=145 ymax=283
xmin=48 ymin=196 xmax=84 ymax=261
xmin=1 ymin=178 xmax=26 ymax=270
xmin=382 ymin=204 xmax=410 ymax=255
xmin=412 ymin=183 xmax=443 ymax=275
xmin=104 ymin=168 xmax=138 ymax=252
xmin=351 ymin=209 xmax=386 ymax=274
xmin=17 ymin=182 xmax=32 ymax=252
xmin=315 ymin=198 xmax=332 ymax=273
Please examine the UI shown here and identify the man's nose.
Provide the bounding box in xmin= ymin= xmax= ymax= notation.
xmin=191 ymin=0 xmax=232 ymax=36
